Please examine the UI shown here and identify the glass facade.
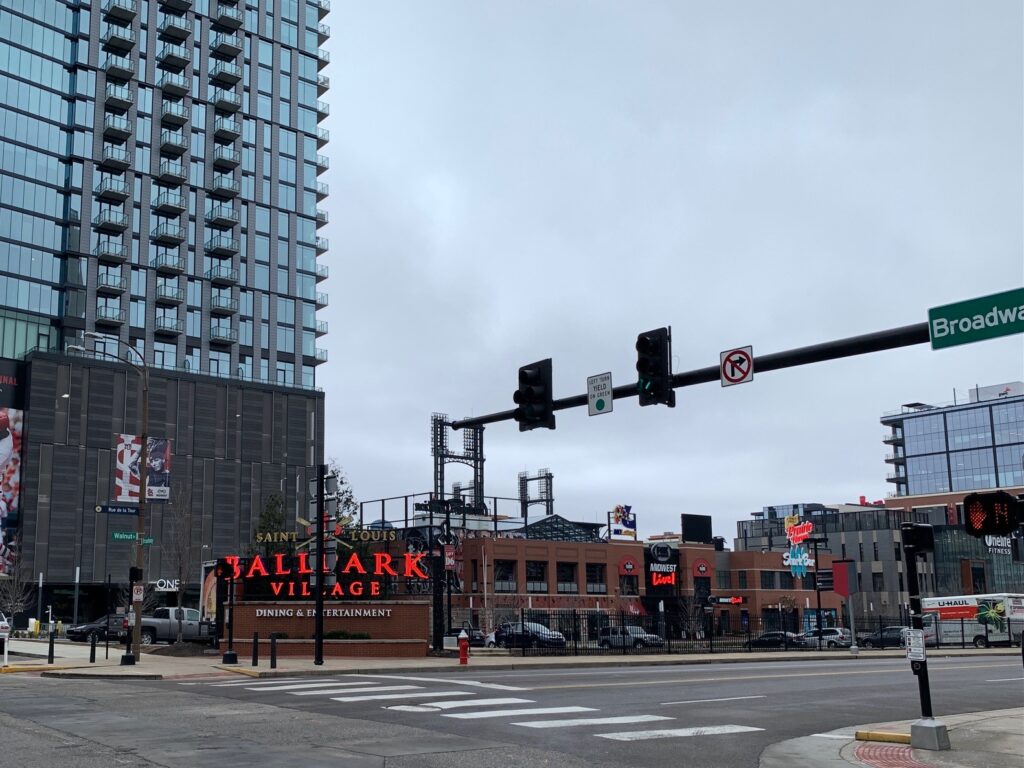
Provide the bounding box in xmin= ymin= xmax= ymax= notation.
xmin=883 ymin=393 xmax=1024 ymax=496
xmin=0 ymin=0 xmax=329 ymax=387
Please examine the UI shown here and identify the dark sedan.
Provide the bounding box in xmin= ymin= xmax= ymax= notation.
xmin=66 ymin=615 xmax=124 ymax=643
xmin=744 ymin=631 xmax=806 ymax=649
xmin=494 ymin=621 xmax=566 ymax=649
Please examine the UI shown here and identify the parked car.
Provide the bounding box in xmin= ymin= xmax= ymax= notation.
xmin=744 ymin=631 xmax=806 ymax=649
xmin=67 ymin=615 xmax=124 ymax=643
xmin=493 ymin=621 xmax=566 ymax=649
xmin=451 ymin=625 xmax=486 ymax=648
xmin=124 ymin=607 xmax=214 ymax=645
xmin=485 ymin=630 xmax=498 ymax=648
xmin=861 ymin=626 xmax=909 ymax=649
xmin=795 ymin=627 xmax=852 ymax=648
xmin=598 ymin=625 xmax=665 ymax=649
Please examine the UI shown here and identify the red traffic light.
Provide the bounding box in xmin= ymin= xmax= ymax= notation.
xmin=963 ymin=491 xmax=1020 ymax=538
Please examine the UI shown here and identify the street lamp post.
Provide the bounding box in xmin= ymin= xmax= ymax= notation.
xmin=70 ymin=335 xmax=148 ymax=664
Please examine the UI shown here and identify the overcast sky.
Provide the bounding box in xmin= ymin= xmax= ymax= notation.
xmin=319 ymin=2 xmax=1024 ymax=541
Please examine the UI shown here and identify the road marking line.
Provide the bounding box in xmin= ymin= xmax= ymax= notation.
xmin=211 ymin=678 xmax=305 ymax=687
xmin=347 ymin=674 xmax=527 ymax=691
xmin=408 ymin=698 xmax=532 ymax=710
xmin=445 ymin=706 xmax=597 ymax=720
xmin=330 ymin=691 xmax=469 ymax=703
xmin=813 ymin=734 xmax=856 ymax=739
xmin=597 ymin=725 xmax=764 ymax=741
xmin=661 ymin=695 xmax=766 ymax=706
xmin=985 ymin=677 xmax=1024 ymax=682
xmin=514 ymin=715 xmax=674 ymax=729
xmin=291 ymin=685 xmax=419 ymax=696
xmin=246 ymin=681 xmax=381 ymax=692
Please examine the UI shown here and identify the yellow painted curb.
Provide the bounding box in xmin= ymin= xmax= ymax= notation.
xmin=1 ymin=665 xmax=76 ymax=674
xmin=216 ymin=666 xmax=260 ymax=676
xmin=855 ymin=730 xmax=912 ymax=744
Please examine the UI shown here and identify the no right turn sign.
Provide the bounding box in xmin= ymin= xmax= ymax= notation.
xmin=720 ymin=346 xmax=754 ymax=387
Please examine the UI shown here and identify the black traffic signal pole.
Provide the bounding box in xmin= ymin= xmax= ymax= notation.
xmin=314 ymin=463 xmax=326 ymax=666
xmin=450 ymin=322 xmax=930 ymax=430
xmin=902 ymin=536 xmax=933 ymax=718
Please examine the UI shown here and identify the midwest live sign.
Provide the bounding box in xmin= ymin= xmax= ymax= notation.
xmin=928 ymin=288 xmax=1024 ymax=350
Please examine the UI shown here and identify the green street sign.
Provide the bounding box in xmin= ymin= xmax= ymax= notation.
xmin=111 ymin=531 xmax=137 ymax=542
xmin=928 ymin=288 xmax=1024 ymax=350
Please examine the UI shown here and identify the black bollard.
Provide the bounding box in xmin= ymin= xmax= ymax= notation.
xmin=89 ymin=633 xmax=97 ymax=664
xmin=251 ymin=632 xmax=259 ymax=667
xmin=47 ymin=630 xmax=55 ymax=664
xmin=270 ymin=636 xmax=277 ymax=670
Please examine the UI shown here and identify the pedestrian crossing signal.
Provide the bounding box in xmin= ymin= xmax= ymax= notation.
xmin=963 ymin=491 xmax=1020 ymax=538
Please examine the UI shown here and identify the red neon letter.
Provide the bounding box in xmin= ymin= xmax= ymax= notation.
xmin=297 ymin=553 xmax=313 ymax=574
xmin=246 ymin=556 xmax=269 ymax=578
xmin=403 ymin=553 xmax=429 ymax=579
xmin=342 ymin=552 xmax=366 ymax=574
xmin=374 ymin=553 xmax=398 ymax=576
xmin=225 ymin=556 xmax=241 ymax=580
xmin=349 ymin=581 xmax=363 ymax=596
xmin=273 ymin=553 xmax=290 ymax=576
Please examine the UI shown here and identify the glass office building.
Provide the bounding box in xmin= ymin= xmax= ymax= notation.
xmin=881 ymin=384 xmax=1024 ymax=497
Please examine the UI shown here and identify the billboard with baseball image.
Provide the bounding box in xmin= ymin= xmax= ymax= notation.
xmin=0 ymin=359 xmax=24 ymax=576
xmin=114 ymin=434 xmax=173 ymax=502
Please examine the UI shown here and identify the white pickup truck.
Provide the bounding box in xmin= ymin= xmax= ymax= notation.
xmin=123 ymin=607 xmax=214 ymax=645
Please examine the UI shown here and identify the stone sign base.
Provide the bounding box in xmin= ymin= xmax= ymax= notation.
xmin=233 ymin=637 xmax=428 ymax=658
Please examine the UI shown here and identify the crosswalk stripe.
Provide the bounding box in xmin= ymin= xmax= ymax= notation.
xmin=412 ymin=698 xmax=533 ymax=711
xmin=244 ymin=681 xmax=377 ymax=692
xmin=210 ymin=678 xmax=305 ymax=687
xmin=348 ymin=674 xmax=527 ymax=691
xmin=596 ymin=725 xmax=765 ymax=741
xmin=291 ymin=685 xmax=419 ymax=696
xmin=330 ymin=691 xmax=470 ymax=703
xmin=445 ymin=706 xmax=597 ymax=720
xmin=513 ymin=715 xmax=674 ymax=729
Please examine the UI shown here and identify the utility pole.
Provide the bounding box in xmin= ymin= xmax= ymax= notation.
xmin=809 ymin=537 xmax=827 ymax=651
xmin=314 ymin=463 xmax=326 ymax=666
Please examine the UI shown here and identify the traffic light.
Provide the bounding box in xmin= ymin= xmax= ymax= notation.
xmin=963 ymin=491 xmax=1020 ymax=538
xmin=214 ymin=559 xmax=230 ymax=579
xmin=635 ymin=327 xmax=675 ymax=407
xmin=900 ymin=522 xmax=935 ymax=553
xmin=513 ymin=358 xmax=555 ymax=431
xmin=129 ymin=566 xmax=143 ymax=583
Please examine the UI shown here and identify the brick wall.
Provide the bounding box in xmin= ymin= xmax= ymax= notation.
xmin=230 ymin=600 xmax=430 ymax=645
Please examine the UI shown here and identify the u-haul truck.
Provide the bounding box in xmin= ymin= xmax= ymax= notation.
xmin=921 ymin=593 xmax=1024 ymax=648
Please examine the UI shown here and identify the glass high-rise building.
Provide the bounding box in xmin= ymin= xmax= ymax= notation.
xmin=0 ymin=0 xmax=330 ymax=616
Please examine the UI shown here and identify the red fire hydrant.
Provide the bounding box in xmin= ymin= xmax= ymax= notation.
xmin=458 ymin=630 xmax=469 ymax=666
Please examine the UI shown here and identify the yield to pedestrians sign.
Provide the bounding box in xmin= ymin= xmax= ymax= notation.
xmin=588 ymin=372 xmax=613 ymax=416
xmin=720 ymin=346 xmax=754 ymax=387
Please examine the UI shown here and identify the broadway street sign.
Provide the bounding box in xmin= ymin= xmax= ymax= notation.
xmin=928 ymin=287 xmax=1024 ymax=350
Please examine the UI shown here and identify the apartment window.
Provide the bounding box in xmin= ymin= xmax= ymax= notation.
xmin=872 ymin=542 xmax=879 ymax=561
xmin=778 ymin=571 xmax=794 ymax=590
xmin=760 ymin=571 xmax=775 ymax=590
xmin=737 ymin=570 xmax=748 ymax=589
xmin=526 ymin=561 xmax=547 ymax=593
xmin=585 ymin=563 xmax=607 ymax=594
xmin=858 ymin=543 xmax=864 ymax=561
xmin=716 ymin=570 xmax=732 ymax=590
xmin=894 ymin=543 xmax=901 ymax=561
xmin=494 ymin=560 xmax=516 ymax=593
xmin=556 ymin=562 xmax=577 ymax=594
xmin=871 ymin=573 xmax=885 ymax=592
xmin=619 ymin=574 xmax=639 ymax=596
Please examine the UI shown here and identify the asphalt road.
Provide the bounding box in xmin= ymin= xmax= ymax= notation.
xmin=1 ymin=656 xmax=1021 ymax=768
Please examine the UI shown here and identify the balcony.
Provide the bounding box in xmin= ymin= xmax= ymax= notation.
xmin=315 ymin=209 xmax=328 ymax=226
xmin=101 ymin=24 xmax=135 ymax=52
xmin=212 ymin=4 xmax=243 ymax=29
xmin=96 ymin=306 xmax=127 ymax=325
xmin=209 ymin=175 xmax=240 ymax=199
xmin=886 ymin=473 xmax=907 ymax=484
xmin=210 ymin=87 xmax=241 ymax=112
xmin=205 ymin=235 xmax=239 ymax=256
xmin=103 ymin=114 xmax=133 ymax=141
xmin=316 ymin=100 xmax=329 ymax=118
xmin=316 ymin=181 xmax=328 ymax=200
xmin=155 ymin=317 xmax=184 ymax=335
xmin=210 ymin=295 xmax=239 ymax=315
xmin=317 ymin=126 xmax=329 ymax=147
xmin=315 ymin=237 xmax=328 ymax=253
xmin=104 ymin=83 xmax=133 ymax=111
xmin=152 ymin=191 xmax=186 ymax=214
xmin=158 ymin=72 xmax=189 ymax=97
xmin=153 ymin=253 xmax=185 ymax=274
xmin=315 ymin=154 xmax=329 ymax=172
xmin=317 ymin=74 xmax=330 ymax=95
xmin=210 ymin=326 xmax=238 ymax=344
xmin=157 ymin=43 xmax=189 ymax=70
xmin=161 ymin=101 xmax=190 ymax=126
xmin=205 ymin=264 xmax=239 ymax=285
xmin=94 ymin=241 xmax=128 ymax=263
xmin=315 ymin=291 xmax=328 ymax=308
xmin=315 ymin=263 xmax=328 ymax=281
xmin=151 ymin=222 xmax=186 ymax=244
xmin=316 ymin=48 xmax=329 ymax=69
xmin=99 ymin=146 xmax=132 ymax=171
xmin=212 ymin=145 xmax=240 ymax=169
xmin=102 ymin=54 xmax=134 ymax=80
xmin=93 ymin=210 xmax=129 ymax=232
xmin=158 ymin=0 xmax=191 ymax=10
xmin=314 ymin=0 xmax=330 ymax=19
xmin=213 ymin=117 xmax=240 ymax=140
xmin=883 ymin=432 xmax=904 ymax=445
xmin=210 ymin=32 xmax=242 ymax=58
xmin=159 ymin=129 xmax=188 ymax=156
xmin=157 ymin=15 xmax=191 ymax=42
xmin=317 ymin=23 xmax=330 ymax=43
xmin=94 ymin=177 xmax=130 ymax=202
xmin=314 ymin=348 xmax=328 ymax=362
xmin=96 ymin=272 xmax=127 ymax=295
xmin=315 ymin=320 xmax=328 ymax=337
xmin=155 ymin=284 xmax=185 ymax=304
xmin=103 ymin=0 xmax=137 ymax=22
xmin=205 ymin=205 xmax=239 ymax=228
xmin=157 ymin=160 xmax=187 ymax=184
xmin=209 ymin=60 xmax=242 ymax=86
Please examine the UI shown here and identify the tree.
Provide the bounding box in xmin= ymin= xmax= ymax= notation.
xmin=326 ymin=458 xmax=358 ymax=520
xmin=0 ymin=544 xmax=33 ymax=620
xmin=164 ymin=481 xmax=195 ymax=643
xmin=256 ymin=492 xmax=286 ymax=557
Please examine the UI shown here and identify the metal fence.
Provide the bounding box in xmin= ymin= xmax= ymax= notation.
xmin=483 ymin=609 xmax=1024 ymax=656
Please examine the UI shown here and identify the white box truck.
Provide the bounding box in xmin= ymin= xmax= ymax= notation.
xmin=921 ymin=593 xmax=1024 ymax=648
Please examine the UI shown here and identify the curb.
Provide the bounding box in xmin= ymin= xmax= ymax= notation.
xmin=855 ymin=730 xmax=912 ymax=744
xmin=1 ymin=665 xmax=78 ymax=675
xmin=42 ymin=671 xmax=164 ymax=680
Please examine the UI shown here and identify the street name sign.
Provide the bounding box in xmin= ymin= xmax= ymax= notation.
xmin=720 ymin=346 xmax=754 ymax=386
xmin=928 ymin=287 xmax=1024 ymax=350
xmin=905 ymin=628 xmax=926 ymax=661
xmin=97 ymin=504 xmax=139 ymax=516
xmin=111 ymin=531 xmax=137 ymax=542
xmin=587 ymin=372 xmax=613 ymax=416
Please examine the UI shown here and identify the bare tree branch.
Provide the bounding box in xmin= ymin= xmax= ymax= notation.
xmin=164 ymin=481 xmax=195 ymax=643
xmin=0 ymin=543 xmax=32 ymax=619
